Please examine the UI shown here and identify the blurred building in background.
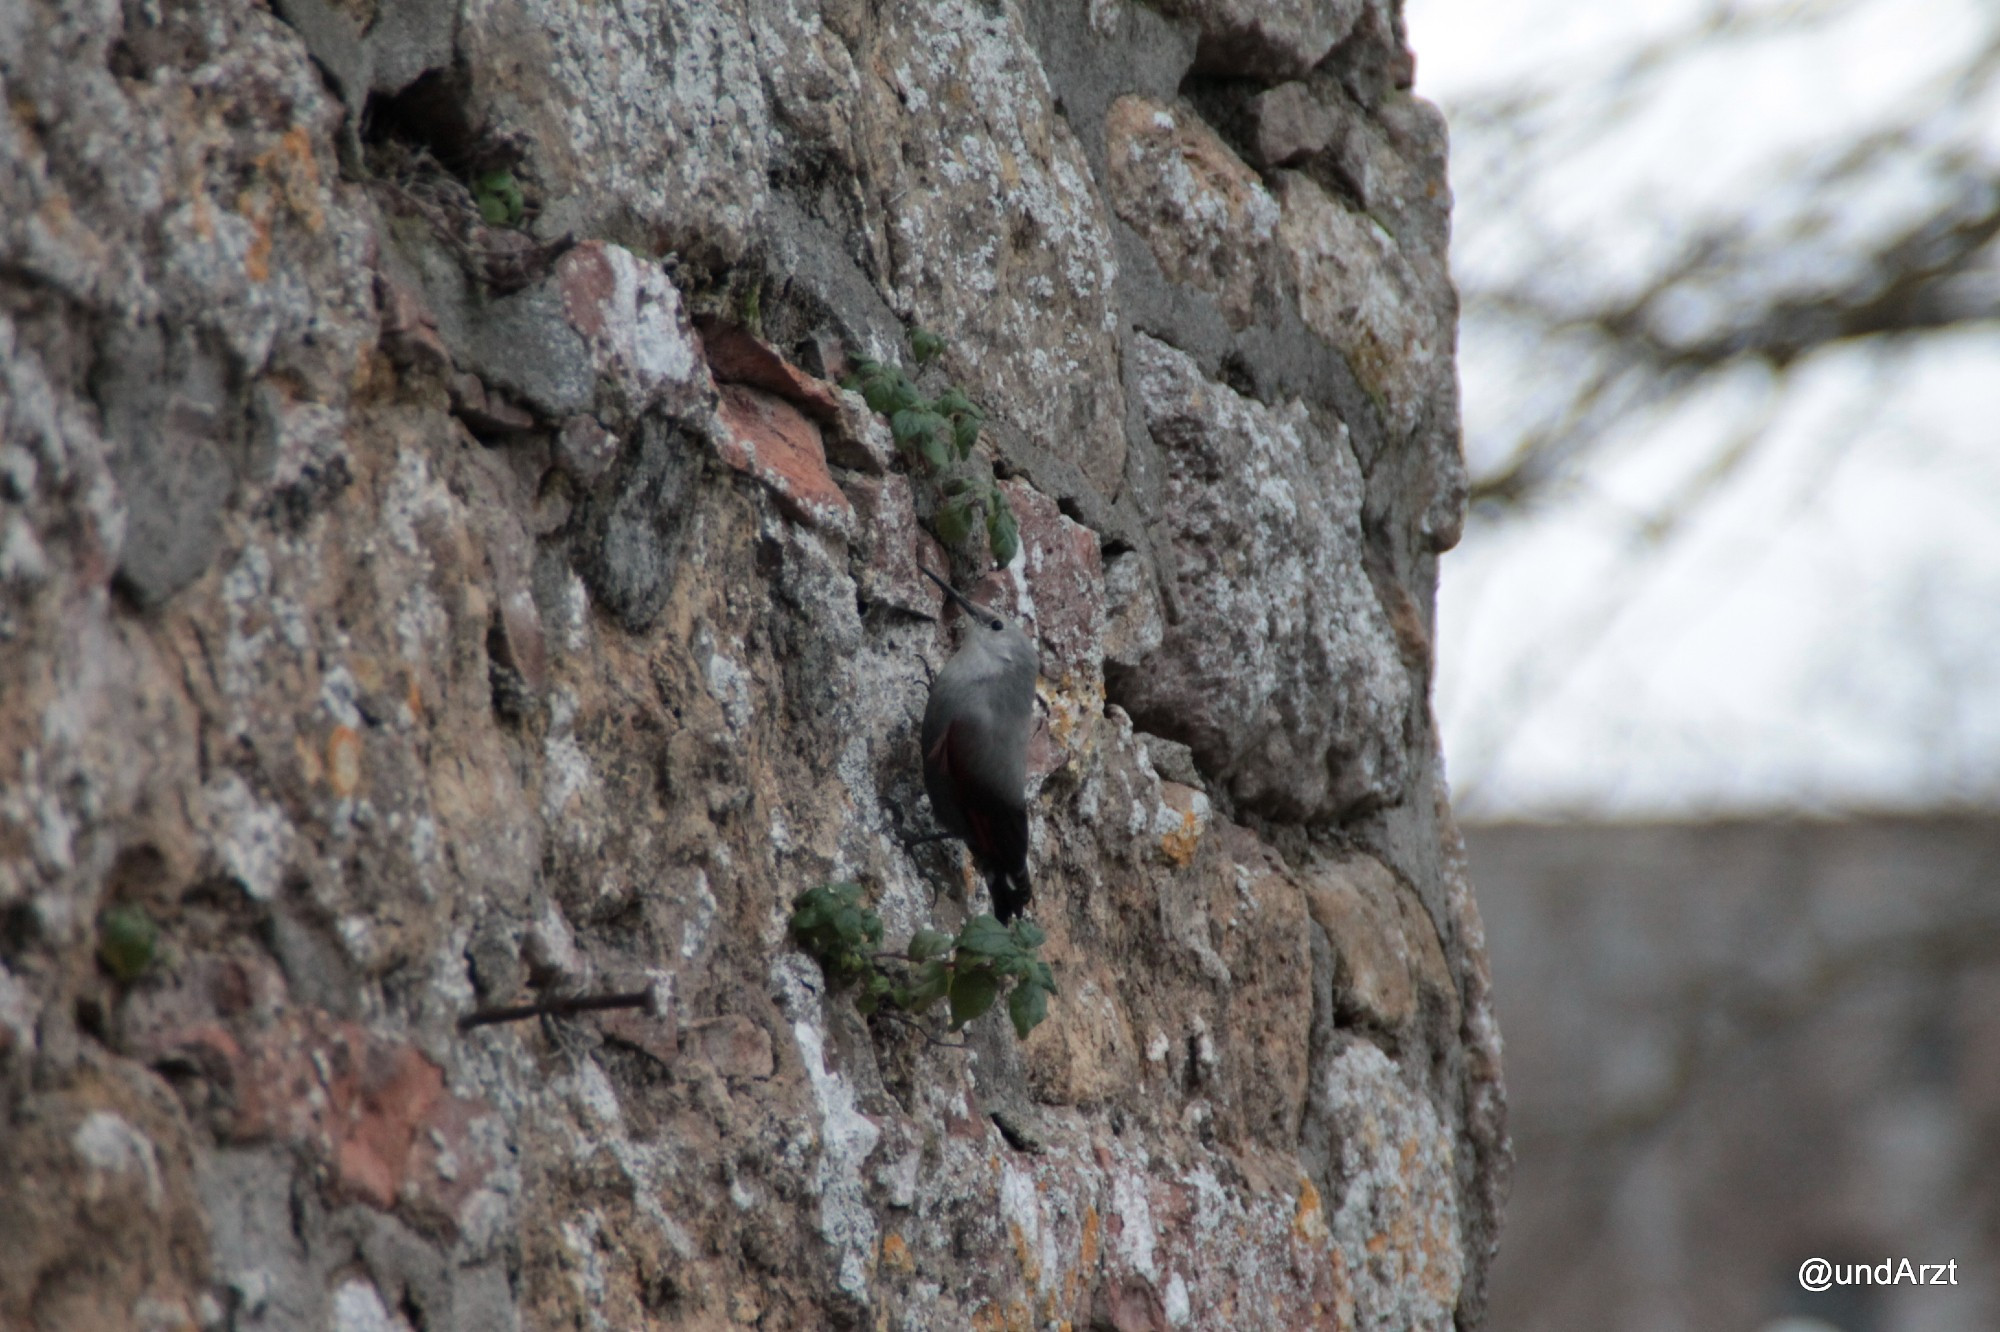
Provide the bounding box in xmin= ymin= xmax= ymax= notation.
xmin=1404 ymin=0 xmax=2000 ymax=1324
xmin=1466 ymin=817 xmax=2000 ymax=1332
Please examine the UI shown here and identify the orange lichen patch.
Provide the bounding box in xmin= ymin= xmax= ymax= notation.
xmin=968 ymin=1302 xmax=1032 ymax=1332
xmin=1007 ymin=1220 xmax=1040 ymax=1289
xmin=1155 ymin=781 xmax=1207 ymax=868
xmin=880 ymin=1232 xmax=914 ymax=1275
xmin=238 ymin=189 xmax=273 ymax=283
xmin=234 ymin=128 xmax=324 ymax=285
xmin=1037 ymin=673 xmax=1103 ymax=756
xmin=266 ymin=126 xmax=325 ymax=231
xmin=349 ymin=654 xmax=384 ymax=693
xmin=327 ymin=725 xmax=363 ymax=797
xmin=191 ymin=187 xmax=215 ymax=242
xmin=293 ymin=734 xmax=325 ymax=787
xmin=1326 ymin=1247 xmax=1355 ymax=1329
xmin=1053 ymin=1207 xmax=1089 ymax=1318
xmin=1293 ymin=1178 xmax=1329 ymax=1244
xmin=1161 ymin=805 xmax=1201 ymax=867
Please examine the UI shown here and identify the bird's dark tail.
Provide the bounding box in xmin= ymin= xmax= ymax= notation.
xmin=987 ymin=866 xmax=1032 ymax=923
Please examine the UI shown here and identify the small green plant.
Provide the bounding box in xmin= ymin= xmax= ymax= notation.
xmin=97 ymin=904 xmax=158 ymax=982
xmin=908 ymin=325 xmax=947 ymax=365
xmin=473 ymin=169 xmax=526 ymax=226
xmin=843 ymin=331 xmax=1020 ymax=566
xmin=789 ymin=882 xmax=1056 ymax=1040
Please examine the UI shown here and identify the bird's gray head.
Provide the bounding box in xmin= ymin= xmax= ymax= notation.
xmin=919 ymin=564 xmax=1038 ymax=672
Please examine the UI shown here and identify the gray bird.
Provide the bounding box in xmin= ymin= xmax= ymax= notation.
xmin=918 ymin=564 xmax=1039 ymax=922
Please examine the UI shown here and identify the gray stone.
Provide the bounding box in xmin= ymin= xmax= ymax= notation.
xmin=1113 ymin=334 xmax=1411 ymax=821
xmin=1102 ymin=549 xmax=1165 ymax=668
xmin=1162 ymin=0 xmax=1366 ymax=81
xmin=1247 ymin=81 xmax=1339 ymax=167
xmin=846 ymin=0 xmax=1130 ymax=495
xmin=1137 ymin=731 xmax=1202 ymax=790
xmin=458 ymin=282 xmax=596 ymax=421
xmin=573 ymin=418 xmax=700 ymax=633
xmin=95 ymin=323 xmax=235 ymax=608
xmin=555 ymin=415 xmax=619 ymax=485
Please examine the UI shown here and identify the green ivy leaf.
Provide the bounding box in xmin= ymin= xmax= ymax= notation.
xmin=918 ymin=425 xmax=954 ymax=470
xmin=952 ymin=413 xmax=981 ymax=459
xmin=955 ymin=914 xmax=1013 ymax=960
xmin=860 ymin=379 xmax=892 ymax=416
xmin=906 ymin=959 xmax=950 ymax=1013
xmin=791 ymin=882 xmax=884 ymax=985
xmin=473 ymin=169 xmax=525 ymax=226
xmin=948 ymin=966 xmax=1000 ymax=1028
xmin=995 ymin=952 xmax=1037 ymax=983
xmin=790 ymin=892 xmax=828 ymax=932
xmin=864 ymin=368 xmax=919 ymax=416
xmin=907 ymin=928 xmax=954 ymax=962
xmin=888 ymin=407 xmax=931 ymax=442
xmin=909 ymin=326 xmax=947 ymax=364
xmin=986 ymin=491 xmax=1020 ymax=566
xmin=935 ymin=494 xmax=979 ymax=547
xmin=892 ymin=410 xmax=952 ymax=469
xmin=98 ymin=905 xmax=157 ymax=983
xmin=1008 ymin=979 xmax=1049 ymax=1039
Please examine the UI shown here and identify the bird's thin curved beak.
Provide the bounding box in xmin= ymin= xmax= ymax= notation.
xmin=918 ymin=563 xmax=989 ymax=619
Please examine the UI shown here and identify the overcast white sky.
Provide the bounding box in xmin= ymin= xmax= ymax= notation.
xmin=1404 ymin=0 xmax=2000 ymax=818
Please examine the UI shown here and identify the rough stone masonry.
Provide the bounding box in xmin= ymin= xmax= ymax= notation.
xmin=0 ymin=0 xmax=1506 ymax=1328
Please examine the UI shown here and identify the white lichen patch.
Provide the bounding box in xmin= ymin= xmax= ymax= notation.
xmin=1320 ymin=1043 xmax=1464 ymax=1331
xmin=772 ymin=954 xmax=881 ymax=1297
xmin=330 ymin=1278 xmax=413 ymax=1332
xmin=998 ymin=1164 xmax=1047 ymax=1291
xmin=202 ymin=772 xmax=292 ymax=902
xmin=475 ymin=0 xmax=770 ymax=258
xmin=678 ymin=867 xmax=718 ymax=960
xmin=72 ymin=1109 xmax=165 ymax=1211
xmin=565 ymin=243 xmax=702 ymax=413
xmin=1110 ymin=1168 xmax=1159 ymax=1279
xmin=557 ymin=1213 xmax=614 ymax=1332
xmin=540 ymin=689 xmax=600 ymax=835
xmin=573 ymin=1057 xmax=625 ymax=1133
xmin=700 ymin=641 xmax=755 ymax=732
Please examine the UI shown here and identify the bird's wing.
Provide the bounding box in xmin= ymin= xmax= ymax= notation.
xmin=929 ymin=718 xmax=1029 ymax=879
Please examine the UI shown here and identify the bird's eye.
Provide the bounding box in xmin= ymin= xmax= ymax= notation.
xmin=989 ymin=619 xmax=1004 ymax=631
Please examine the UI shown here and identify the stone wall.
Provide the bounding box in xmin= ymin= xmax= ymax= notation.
xmin=0 ymin=1 xmax=1501 ymax=1328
